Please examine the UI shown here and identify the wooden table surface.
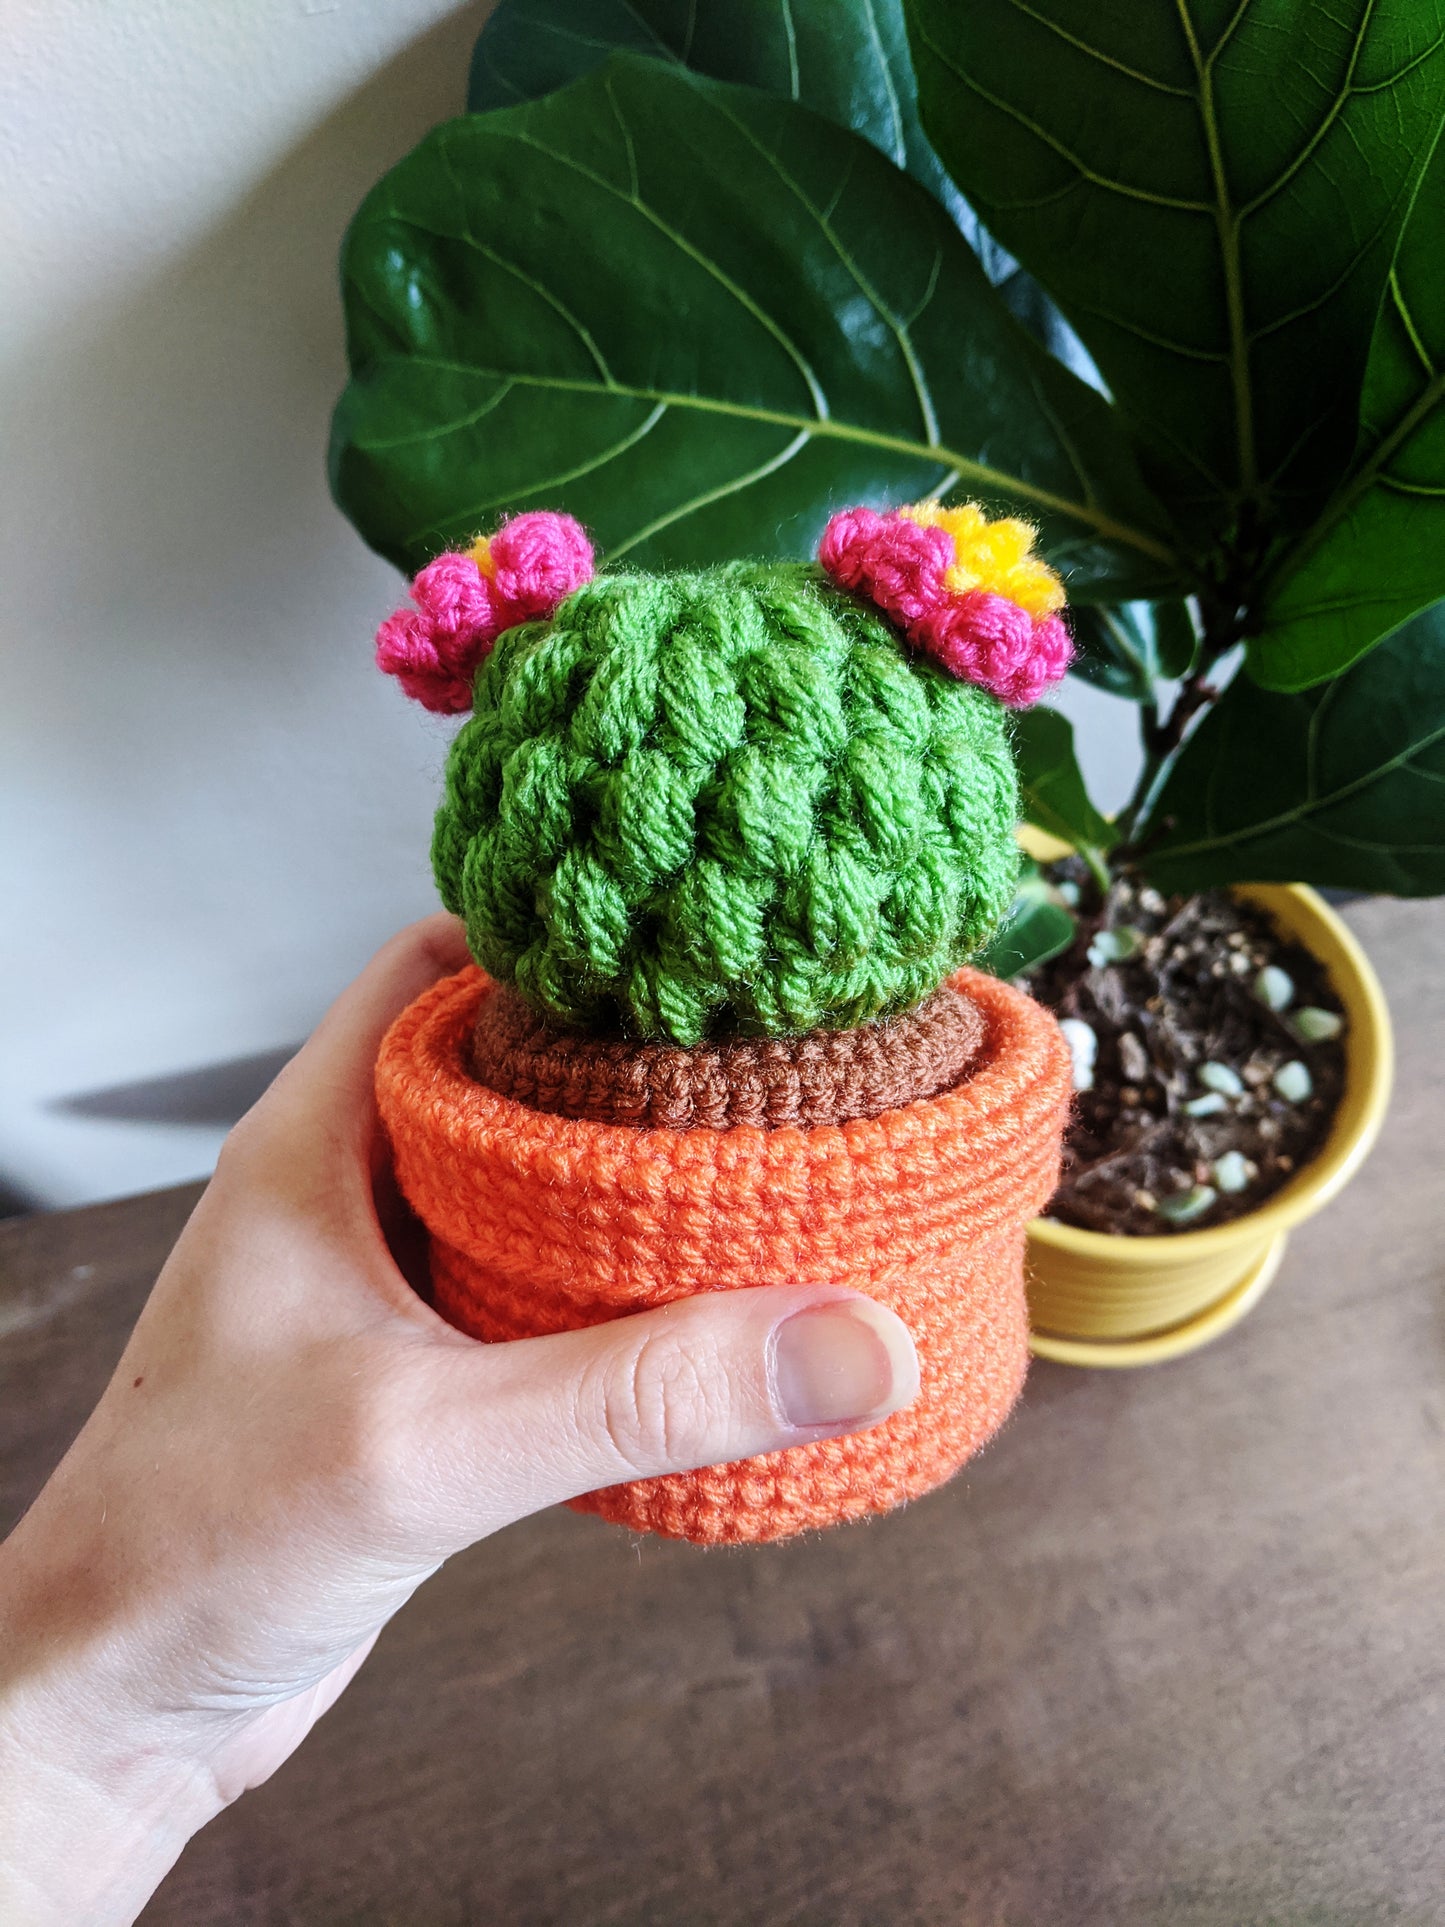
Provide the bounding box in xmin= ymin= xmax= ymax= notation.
xmin=3 ymin=895 xmax=1443 ymax=1926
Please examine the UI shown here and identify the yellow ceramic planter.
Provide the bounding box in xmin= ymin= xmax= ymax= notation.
xmin=1024 ymin=880 xmax=1394 ymax=1368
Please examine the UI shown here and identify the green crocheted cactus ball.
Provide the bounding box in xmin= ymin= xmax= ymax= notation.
xmin=432 ymin=563 xmax=1020 ymax=1045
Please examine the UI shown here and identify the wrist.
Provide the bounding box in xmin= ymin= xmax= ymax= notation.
xmin=0 ymin=1713 xmax=214 ymax=1927
xmin=0 ymin=1525 xmax=221 ymax=1925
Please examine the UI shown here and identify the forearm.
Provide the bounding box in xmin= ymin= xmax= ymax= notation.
xmin=0 ymin=1519 xmax=219 ymax=1927
xmin=0 ymin=1721 xmax=210 ymax=1927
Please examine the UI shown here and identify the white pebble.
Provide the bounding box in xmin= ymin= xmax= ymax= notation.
xmin=1212 ymin=1151 xmax=1251 ymax=1194
xmin=1290 ymin=1006 xmax=1343 ymax=1042
xmin=1058 ymin=1018 xmax=1098 ymax=1092
xmin=1118 ymin=1031 xmax=1149 ymax=1084
xmin=1253 ymin=965 xmax=1294 ymax=1011
xmin=1157 ymin=1184 xmax=1217 ymax=1224
xmin=1087 ymin=925 xmax=1142 ymax=967
xmin=1274 ymin=1060 xmax=1313 ymax=1102
xmin=1184 ymin=1093 xmax=1227 ymax=1117
xmin=1197 ymin=1062 xmax=1244 ymax=1098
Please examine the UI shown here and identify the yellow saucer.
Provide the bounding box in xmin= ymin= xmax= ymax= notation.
xmin=1028 ymin=1233 xmax=1288 ymax=1370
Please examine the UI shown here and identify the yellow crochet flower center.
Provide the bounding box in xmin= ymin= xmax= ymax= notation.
xmin=901 ymin=502 xmax=1065 ymax=619
xmin=467 ymin=535 xmax=497 ymax=580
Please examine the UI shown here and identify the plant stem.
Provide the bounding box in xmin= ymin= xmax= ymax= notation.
xmin=1079 ymin=844 xmax=1112 ymax=896
xmin=1114 ymin=600 xmax=1242 ymax=853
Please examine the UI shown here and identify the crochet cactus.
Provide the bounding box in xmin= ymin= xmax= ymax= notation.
xmin=378 ymin=504 xmax=1071 ymax=1045
xmin=371 ymin=503 xmax=1076 ymax=1547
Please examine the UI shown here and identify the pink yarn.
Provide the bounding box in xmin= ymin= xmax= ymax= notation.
xmin=377 ymin=511 xmax=595 ymax=714
xmin=488 ymin=510 xmax=595 ymax=621
xmin=916 ymin=592 xmax=1032 ymax=694
xmin=818 ymin=505 xmax=1072 ymax=707
xmin=1019 ymin=613 xmax=1074 ymax=703
xmin=411 ymin=552 xmax=502 ymax=644
xmin=914 ymin=594 xmax=1073 ymax=707
xmin=818 ymin=507 xmax=952 ymax=627
xmin=375 ymin=607 xmax=476 ymax=715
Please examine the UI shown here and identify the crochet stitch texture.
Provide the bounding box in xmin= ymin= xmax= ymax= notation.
xmin=818 ymin=502 xmax=1072 ymax=707
xmin=377 ymin=965 xmax=1071 ymax=1545
xmin=371 ymin=502 xmax=1075 ymax=1545
xmin=469 ymin=980 xmax=986 ymax=1130
xmin=432 ymin=563 xmax=1020 ymax=1045
xmin=375 ymin=512 xmax=595 ymax=713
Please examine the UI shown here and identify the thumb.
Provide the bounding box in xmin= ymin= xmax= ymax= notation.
xmin=415 ymin=1285 xmax=921 ymax=1545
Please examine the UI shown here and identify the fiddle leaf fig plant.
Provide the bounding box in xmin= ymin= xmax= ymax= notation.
xmin=330 ymin=54 xmax=1173 ymax=596
xmin=331 ymin=0 xmax=1445 ymax=975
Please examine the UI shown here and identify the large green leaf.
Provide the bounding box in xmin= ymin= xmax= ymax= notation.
xmin=467 ymin=0 xmax=966 ymax=223
xmin=1012 ymin=705 xmax=1116 ymax=854
xmin=1141 ymin=603 xmax=1445 ymax=895
xmin=905 ymin=0 xmax=1445 ymax=544
xmin=1252 ymin=137 xmax=1445 ymax=689
xmin=973 ymin=863 xmax=1077 ymax=980
xmin=1069 ymin=599 xmax=1197 ymax=701
xmin=464 ymin=0 xmax=1093 ymax=377
xmin=331 ymin=57 xmax=1178 ymax=590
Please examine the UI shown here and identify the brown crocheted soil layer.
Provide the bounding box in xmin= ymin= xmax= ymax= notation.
xmin=468 ymin=981 xmax=987 ymax=1130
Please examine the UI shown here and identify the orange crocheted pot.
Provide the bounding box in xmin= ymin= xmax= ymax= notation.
xmin=376 ymin=966 xmax=1070 ymax=1545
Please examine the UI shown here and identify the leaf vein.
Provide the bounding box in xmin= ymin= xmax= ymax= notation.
xmin=493 ymin=118 xmax=831 ymax=418
xmin=701 ymin=84 xmax=942 ymax=445
xmin=358 ymin=355 xmax=1179 ymax=562
xmin=608 ymin=426 xmax=815 ymax=556
xmin=909 ymin=23 xmax=1213 ymax=210
xmin=1002 ymin=0 xmax=1194 ymax=95
xmin=401 ymin=400 xmax=669 ymax=547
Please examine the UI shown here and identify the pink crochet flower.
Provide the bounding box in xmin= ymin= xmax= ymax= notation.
xmin=1016 ymin=613 xmax=1074 ymax=706
xmin=911 ymin=595 xmax=1072 ymax=707
xmin=411 ymin=551 xmax=502 ymax=644
xmin=376 ymin=511 xmax=595 ymax=714
xmin=488 ymin=510 xmax=595 ymax=622
xmin=374 ymin=607 xmax=477 ymax=715
xmin=817 ymin=503 xmax=1072 ymax=707
xmin=915 ymin=592 xmax=1033 ymax=694
xmin=818 ymin=507 xmax=953 ymax=628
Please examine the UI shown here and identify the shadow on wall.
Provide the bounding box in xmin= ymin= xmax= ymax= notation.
xmin=0 ymin=1183 xmax=39 ymax=1221
xmin=1 ymin=8 xmax=485 ymax=1208
xmin=51 ymin=1048 xmax=298 ymax=1130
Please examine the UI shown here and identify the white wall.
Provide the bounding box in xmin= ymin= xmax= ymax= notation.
xmin=0 ymin=1 xmax=489 ymax=1207
xmin=0 ymin=0 xmax=1141 ymax=1210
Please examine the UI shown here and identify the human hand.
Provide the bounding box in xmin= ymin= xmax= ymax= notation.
xmin=0 ymin=915 xmax=919 ymax=1926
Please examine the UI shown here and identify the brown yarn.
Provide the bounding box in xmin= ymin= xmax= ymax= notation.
xmin=469 ymin=981 xmax=987 ymax=1129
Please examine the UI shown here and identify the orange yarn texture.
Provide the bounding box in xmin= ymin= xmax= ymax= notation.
xmin=376 ymin=968 xmax=1071 ymax=1545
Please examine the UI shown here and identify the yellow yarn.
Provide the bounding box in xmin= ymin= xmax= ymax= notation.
xmin=467 ymin=534 xmax=497 ymax=580
xmin=901 ymin=503 xmax=1065 ymax=619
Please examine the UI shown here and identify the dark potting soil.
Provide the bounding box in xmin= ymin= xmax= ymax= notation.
xmin=1021 ymin=863 xmax=1348 ymax=1237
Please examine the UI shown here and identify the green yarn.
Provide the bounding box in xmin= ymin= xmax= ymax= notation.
xmin=432 ymin=563 xmax=1019 ymax=1045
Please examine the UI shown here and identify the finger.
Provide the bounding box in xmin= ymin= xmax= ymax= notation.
xmin=411 ymin=1285 xmax=921 ymax=1544
xmin=238 ymin=913 xmax=469 ymax=1158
